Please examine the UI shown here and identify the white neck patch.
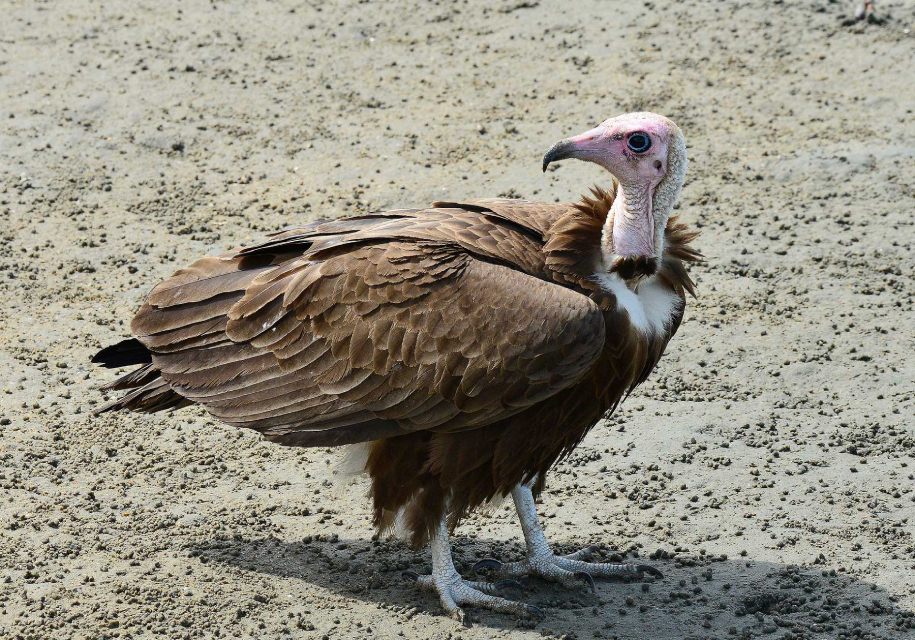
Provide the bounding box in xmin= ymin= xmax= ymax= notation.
xmin=594 ymin=271 xmax=682 ymax=336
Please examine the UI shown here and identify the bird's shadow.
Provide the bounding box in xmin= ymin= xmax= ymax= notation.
xmin=193 ymin=534 xmax=913 ymax=639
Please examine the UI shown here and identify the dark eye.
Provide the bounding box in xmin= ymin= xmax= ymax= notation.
xmin=627 ymin=132 xmax=651 ymax=153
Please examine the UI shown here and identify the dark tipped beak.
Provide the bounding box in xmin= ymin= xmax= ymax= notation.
xmin=541 ymin=125 xmax=605 ymax=173
xmin=542 ymin=139 xmax=576 ymax=172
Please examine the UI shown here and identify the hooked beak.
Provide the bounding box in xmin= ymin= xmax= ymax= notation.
xmin=542 ymin=125 xmax=606 ymax=172
xmin=542 ymin=139 xmax=576 ymax=172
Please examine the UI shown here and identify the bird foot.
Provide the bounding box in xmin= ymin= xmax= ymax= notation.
xmin=473 ymin=545 xmax=662 ymax=591
xmin=402 ymin=570 xmax=543 ymax=624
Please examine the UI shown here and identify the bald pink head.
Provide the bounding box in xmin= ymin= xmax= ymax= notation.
xmin=543 ymin=112 xmax=688 ymax=276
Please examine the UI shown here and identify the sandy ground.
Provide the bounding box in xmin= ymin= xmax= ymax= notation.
xmin=1 ymin=1 xmax=914 ymax=638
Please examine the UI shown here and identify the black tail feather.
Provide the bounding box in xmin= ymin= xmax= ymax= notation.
xmin=92 ymin=338 xmax=152 ymax=368
xmin=92 ymin=338 xmax=190 ymax=415
xmin=100 ymin=363 xmax=160 ymax=391
xmin=94 ymin=377 xmax=191 ymax=416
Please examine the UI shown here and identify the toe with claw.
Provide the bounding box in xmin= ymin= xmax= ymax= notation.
xmin=474 ymin=546 xmax=661 ymax=590
xmin=405 ymin=514 xmax=546 ymax=623
xmin=492 ymin=484 xmax=665 ymax=592
xmin=403 ymin=569 xmax=542 ymax=624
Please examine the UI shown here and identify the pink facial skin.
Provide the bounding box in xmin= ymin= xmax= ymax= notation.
xmin=543 ymin=113 xmax=675 ymax=261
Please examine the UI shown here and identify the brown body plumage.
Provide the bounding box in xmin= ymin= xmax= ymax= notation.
xmin=94 ymin=188 xmax=699 ymax=546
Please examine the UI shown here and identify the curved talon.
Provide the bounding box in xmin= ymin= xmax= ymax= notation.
xmin=563 ymin=545 xmax=598 ymax=561
xmin=525 ymin=604 xmax=546 ymax=620
xmin=637 ymin=564 xmax=664 ymax=578
xmin=494 ymin=578 xmax=524 ymax=596
xmin=450 ymin=608 xmax=468 ymax=626
xmin=473 ymin=558 xmax=503 ymax=573
xmin=402 ymin=570 xmax=420 ymax=581
xmin=574 ymin=571 xmax=596 ymax=593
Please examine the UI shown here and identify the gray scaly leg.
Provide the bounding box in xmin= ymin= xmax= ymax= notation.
xmin=474 ymin=483 xmax=662 ymax=590
xmin=403 ymin=514 xmax=544 ymax=623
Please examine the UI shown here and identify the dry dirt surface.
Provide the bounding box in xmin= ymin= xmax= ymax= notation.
xmin=2 ymin=1 xmax=914 ymax=639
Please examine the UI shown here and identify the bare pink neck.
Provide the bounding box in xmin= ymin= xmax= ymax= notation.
xmin=608 ymin=181 xmax=655 ymax=258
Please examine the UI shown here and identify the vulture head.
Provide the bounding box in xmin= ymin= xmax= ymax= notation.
xmin=542 ymin=112 xmax=687 ymax=278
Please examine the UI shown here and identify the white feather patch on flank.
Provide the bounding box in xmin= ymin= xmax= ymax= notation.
xmin=594 ymin=272 xmax=681 ymax=336
xmin=475 ymin=491 xmax=510 ymax=517
xmin=390 ymin=506 xmax=412 ymax=541
xmin=331 ymin=443 xmax=371 ymax=496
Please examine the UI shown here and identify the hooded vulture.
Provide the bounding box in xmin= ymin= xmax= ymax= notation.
xmin=93 ymin=112 xmax=700 ymax=621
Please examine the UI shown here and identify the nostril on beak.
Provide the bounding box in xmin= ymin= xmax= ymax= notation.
xmin=654 ymin=160 xmax=663 ymax=171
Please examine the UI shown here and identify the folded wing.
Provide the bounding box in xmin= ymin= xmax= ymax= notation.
xmin=123 ymin=209 xmax=605 ymax=446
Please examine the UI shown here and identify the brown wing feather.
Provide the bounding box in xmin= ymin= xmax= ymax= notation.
xmin=127 ymin=214 xmax=605 ymax=446
xmin=431 ymin=198 xmax=572 ymax=238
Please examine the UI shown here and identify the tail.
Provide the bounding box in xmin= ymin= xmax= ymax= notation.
xmin=92 ymin=338 xmax=191 ymax=416
xmin=92 ymin=338 xmax=152 ymax=368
